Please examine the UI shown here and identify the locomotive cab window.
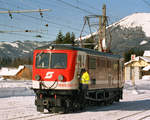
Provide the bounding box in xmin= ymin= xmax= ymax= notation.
xmin=51 ymin=53 xmax=67 ymax=69
xmin=36 ymin=53 xmax=67 ymax=69
xmin=36 ymin=53 xmax=50 ymax=69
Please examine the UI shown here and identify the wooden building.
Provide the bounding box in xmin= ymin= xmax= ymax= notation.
xmin=124 ymin=51 xmax=150 ymax=84
xmin=0 ymin=65 xmax=32 ymax=80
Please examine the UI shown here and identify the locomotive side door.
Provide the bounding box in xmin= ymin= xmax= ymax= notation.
xmin=76 ymin=51 xmax=87 ymax=81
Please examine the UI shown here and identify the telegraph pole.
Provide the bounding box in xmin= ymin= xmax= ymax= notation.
xmin=98 ymin=4 xmax=107 ymax=52
xmin=102 ymin=4 xmax=107 ymax=52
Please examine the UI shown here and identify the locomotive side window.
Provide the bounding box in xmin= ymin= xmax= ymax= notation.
xmin=36 ymin=53 xmax=50 ymax=68
xmin=88 ymin=57 xmax=96 ymax=69
xmin=78 ymin=55 xmax=82 ymax=67
xmin=51 ymin=53 xmax=67 ymax=69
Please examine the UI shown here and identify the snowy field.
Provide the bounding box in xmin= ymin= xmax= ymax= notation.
xmin=0 ymin=79 xmax=34 ymax=98
xmin=0 ymin=79 xmax=150 ymax=120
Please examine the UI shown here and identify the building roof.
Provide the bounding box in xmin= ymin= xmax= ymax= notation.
xmin=143 ymin=66 xmax=150 ymax=71
xmin=0 ymin=65 xmax=24 ymax=76
xmin=143 ymin=50 xmax=150 ymax=57
xmin=124 ymin=56 xmax=150 ymax=66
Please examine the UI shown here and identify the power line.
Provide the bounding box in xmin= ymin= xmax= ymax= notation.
xmin=0 ymin=30 xmax=47 ymax=33
xmin=0 ymin=31 xmax=52 ymax=40
xmin=0 ymin=0 xmax=90 ymax=39
xmin=141 ymin=0 xmax=150 ymax=7
xmin=55 ymin=0 xmax=95 ymax=14
xmin=19 ymin=13 xmax=81 ymax=32
xmin=76 ymin=0 xmax=100 ymax=13
xmin=0 ymin=5 xmax=81 ymax=33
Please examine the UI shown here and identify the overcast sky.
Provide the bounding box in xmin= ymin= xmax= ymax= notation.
xmin=0 ymin=0 xmax=150 ymax=42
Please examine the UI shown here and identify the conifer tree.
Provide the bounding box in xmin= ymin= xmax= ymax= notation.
xmin=55 ymin=31 xmax=64 ymax=44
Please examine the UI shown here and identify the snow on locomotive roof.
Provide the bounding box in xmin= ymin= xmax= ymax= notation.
xmin=35 ymin=44 xmax=121 ymax=59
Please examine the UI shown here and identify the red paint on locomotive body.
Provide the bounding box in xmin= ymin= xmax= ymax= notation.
xmin=32 ymin=49 xmax=77 ymax=89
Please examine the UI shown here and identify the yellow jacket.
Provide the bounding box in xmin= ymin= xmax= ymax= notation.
xmin=81 ymin=72 xmax=90 ymax=84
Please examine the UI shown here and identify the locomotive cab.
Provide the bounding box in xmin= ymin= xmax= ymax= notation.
xmin=32 ymin=45 xmax=80 ymax=113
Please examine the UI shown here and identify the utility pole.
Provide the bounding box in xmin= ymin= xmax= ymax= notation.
xmin=98 ymin=4 xmax=107 ymax=52
xmin=102 ymin=4 xmax=107 ymax=52
xmin=79 ymin=4 xmax=109 ymax=51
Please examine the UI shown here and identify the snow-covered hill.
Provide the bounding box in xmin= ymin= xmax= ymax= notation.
xmin=113 ymin=13 xmax=150 ymax=37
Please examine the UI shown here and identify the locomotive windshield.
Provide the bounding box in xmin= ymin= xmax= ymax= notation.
xmin=36 ymin=53 xmax=67 ymax=69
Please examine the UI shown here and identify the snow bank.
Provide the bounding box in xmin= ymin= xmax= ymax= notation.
xmin=124 ymin=79 xmax=150 ymax=95
xmin=0 ymin=79 xmax=34 ymax=98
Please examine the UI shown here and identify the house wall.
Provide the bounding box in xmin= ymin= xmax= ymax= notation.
xmin=125 ymin=66 xmax=130 ymax=81
xmin=16 ymin=67 xmax=32 ymax=80
xmin=134 ymin=66 xmax=140 ymax=80
xmin=125 ymin=59 xmax=150 ymax=81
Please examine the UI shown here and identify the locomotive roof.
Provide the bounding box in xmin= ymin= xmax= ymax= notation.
xmin=35 ymin=44 xmax=121 ymax=59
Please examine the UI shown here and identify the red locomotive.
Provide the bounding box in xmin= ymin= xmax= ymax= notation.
xmin=32 ymin=44 xmax=124 ymax=113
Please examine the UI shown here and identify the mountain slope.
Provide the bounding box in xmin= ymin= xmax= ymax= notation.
xmin=112 ymin=13 xmax=150 ymax=37
xmin=109 ymin=13 xmax=150 ymax=55
xmin=0 ymin=41 xmax=50 ymax=58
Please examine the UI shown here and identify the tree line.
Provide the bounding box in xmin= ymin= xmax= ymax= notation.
xmin=0 ymin=57 xmax=32 ymax=68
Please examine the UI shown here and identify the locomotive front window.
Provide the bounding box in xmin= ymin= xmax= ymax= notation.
xmin=36 ymin=53 xmax=50 ymax=69
xmin=51 ymin=53 xmax=67 ymax=69
xmin=35 ymin=52 xmax=67 ymax=69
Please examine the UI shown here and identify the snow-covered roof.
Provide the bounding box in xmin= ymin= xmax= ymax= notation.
xmin=124 ymin=57 xmax=139 ymax=65
xmin=143 ymin=50 xmax=150 ymax=57
xmin=0 ymin=65 xmax=25 ymax=76
xmin=124 ymin=56 xmax=150 ymax=66
xmin=140 ymin=56 xmax=150 ymax=62
xmin=143 ymin=66 xmax=150 ymax=71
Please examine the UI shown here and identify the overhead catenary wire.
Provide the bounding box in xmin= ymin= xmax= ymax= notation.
xmin=0 ymin=8 xmax=65 ymax=39
xmin=75 ymin=0 xmax=100 ymax=13
xmin=0 ymin=8 xmax=82 ymax=33
xmin=141 ymin=0 xmax=150 ymax=7
xmin=0 ymin=0 xmax=91 ymax=35
xmin=0 ymin=0 xmax=99 ymax=41
xmin=29 ymin=0 xmax=85 ymax=28
xmin=55 ymin=0 xmax=95 ymax=14
xmin=0 ymin=0 xmax=82 ymax=31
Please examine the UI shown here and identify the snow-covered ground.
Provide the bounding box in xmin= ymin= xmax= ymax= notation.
xmin=0 ymin=79 xmax=34 ymax=98
xmin=0 ymin=79 xmax=150 ymax=120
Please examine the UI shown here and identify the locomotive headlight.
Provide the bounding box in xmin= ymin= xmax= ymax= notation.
xmin=35 ymin=74 xmax=41 ymax=81
xmin=49 ymin=46 xmax=54 ymax=50
xmin=58 ymin=74 xmax=64 ymax=81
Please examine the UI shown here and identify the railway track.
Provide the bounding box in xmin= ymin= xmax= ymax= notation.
xmin=6 ymin=113 xmax=60 ymax=120
xmin=116 ymin=110 xmax=150 ymax=120
xmin=138 ymin=115 xmax=150 ymax=120
xmin=28 ymin=113 xmax=60 ymax=120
